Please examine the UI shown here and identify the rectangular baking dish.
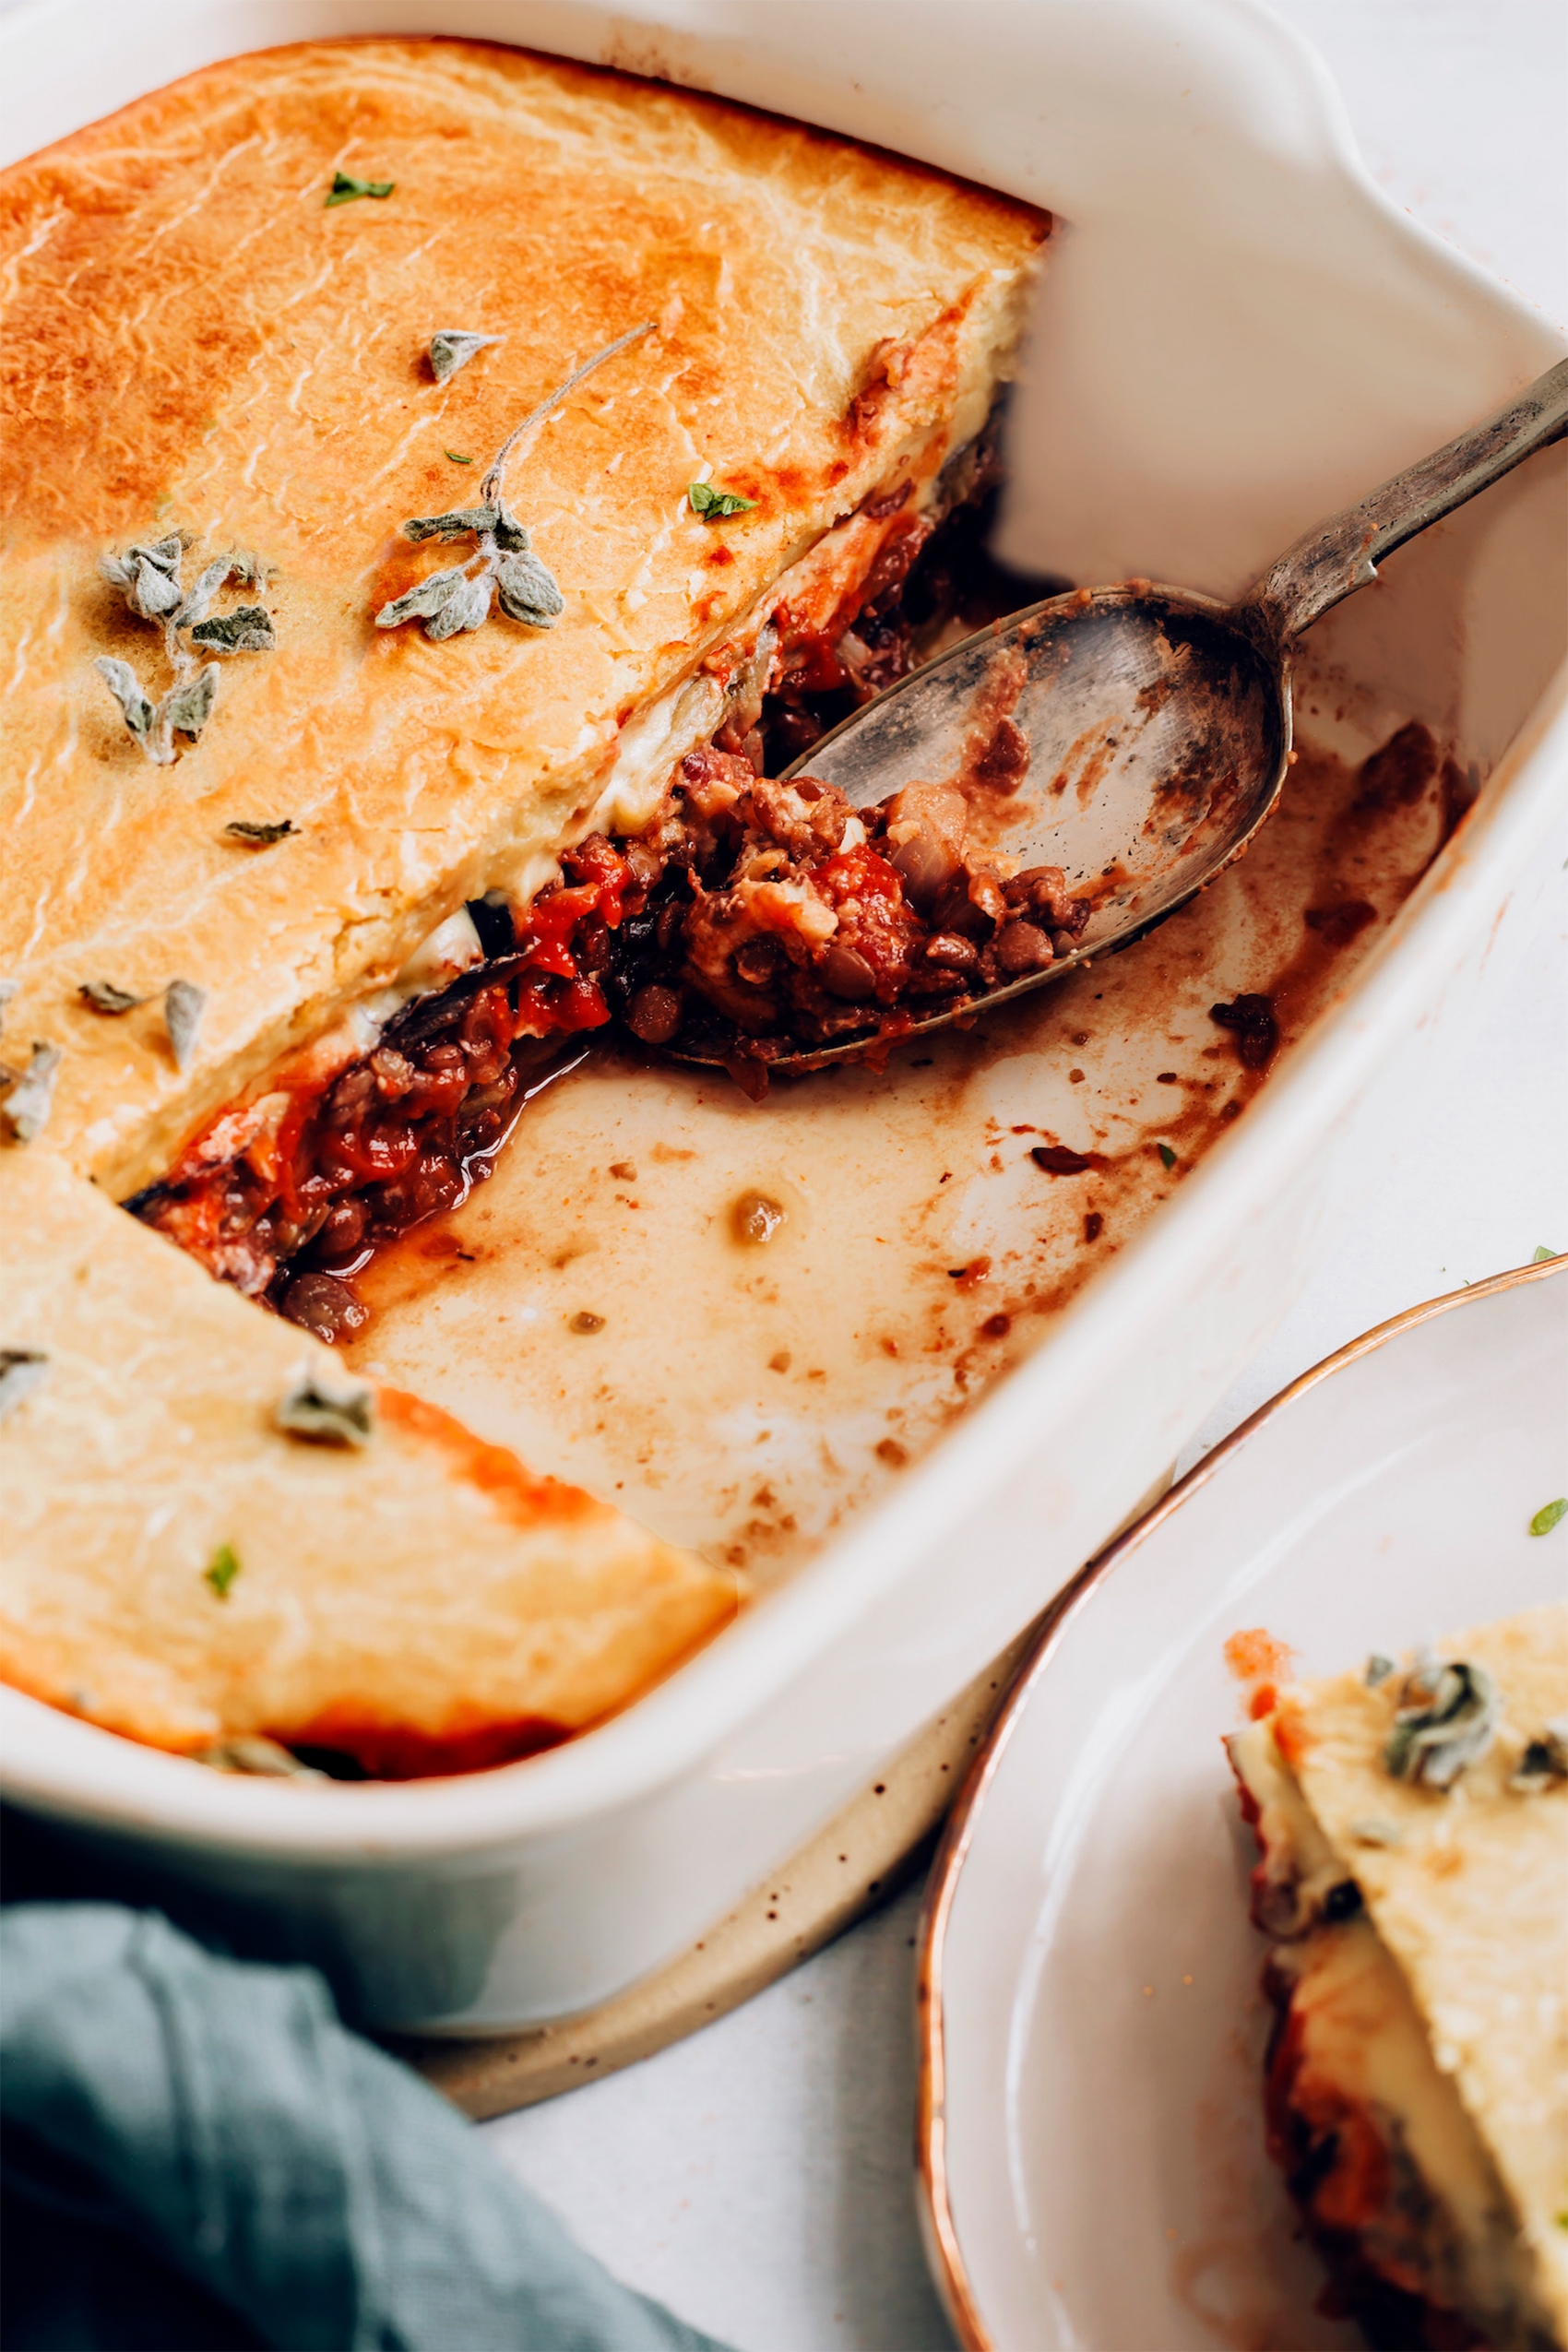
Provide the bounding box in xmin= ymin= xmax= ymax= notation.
xmin=2 ymin=0 xmax=1563 ymax=2030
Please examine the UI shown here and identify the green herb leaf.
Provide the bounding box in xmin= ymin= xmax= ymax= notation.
xmin=276 ymin=1367 xmax=375 ymax=1448
xmin=1510 ymin=1724 xmax=1568 ymax=1792
xmin=423 ymin=572 xmax=493 ymax=641
xmin=429 ymin=330 xmax=500 ymax=384
xmin=78 ymin=980 xmax=148 ymax=1015
xmin=205 ymin=1542 xmax=241 ymax=1599
xmin=445 ymin=450 xmax=474 ymax=464
xmin=1158 ymin=1143 xmax=1177 ymax=1170
xmin=380 ymin=326 xmax=649 ymax=644
xmin=492 ymin=502 xmax=530 ymax=553
xmin=688 ymin=480 xmax=757 ymax=520
xmin=0 ymin=1349 xmax=48 ymax=1426
xmin=0 ymin=1041 xmax=62 ymax=1143
xmin=101 ymin=540 xmax=184 ymax=621
xmin=404 ymin=505 xmax=500 ymax=543
xmin=1534 ymin=1244 xmax=1557 ymax=1264
xmin=224 ymin=820 xmax=295 ymax=846
xmin=189 ymin=604 xmax=275 ymax=655
xmin=94 ymin=655 xmax=154 ymax=740
xmin=1529 ymin=1497 xmax=1568 ymax=1538
xmin=326 ymin=171 xmax=395 ymax=208
xmin=374 ymin=565 xmax=472 ymax=631
xmin=163 ymin=979 xmax=207 ymax=1075
xmin=1384 ymin=1657 xmax=1500 ymax=1788
xmin=495 ymin=550 xmax=564 ymax=628
xmin=172 ymin=556 xmax=235 ymax=629
xmin=157 ymin=665 xmax=220 ymax=740
xmin=131 ymin=534 xmax=185 ymax=573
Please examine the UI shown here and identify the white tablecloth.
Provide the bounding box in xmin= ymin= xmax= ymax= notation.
xmin=482 ymin=6 xmax=1567 ymax=2345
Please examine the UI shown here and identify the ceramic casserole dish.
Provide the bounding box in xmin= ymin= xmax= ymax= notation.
xmin=1 ymin=0 xmax=1563 ymax=2029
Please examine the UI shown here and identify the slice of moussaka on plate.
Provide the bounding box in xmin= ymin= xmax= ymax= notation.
xmin=0 ymin=37 xmax=1048 ymax=1772
xmin=1229 ymin=1607 xmax=1568 ymax=2351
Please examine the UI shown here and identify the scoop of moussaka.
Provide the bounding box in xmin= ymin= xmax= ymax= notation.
xmin=1230 ymin=1607 xmax=1568 ymax=2350
xmin=0 ymin=41 xmax=1045 ymax=1772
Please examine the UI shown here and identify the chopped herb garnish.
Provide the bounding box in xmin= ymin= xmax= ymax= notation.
xmin=1510 ymin=1722 xmax=1568 ymax=1792
xmin=326 ymin=171 xmax=395 ymax=208
xmin=163 ymin=980 xmax=207 ymax=1075
xmin=1529 ymin=1497 xmax=1567 ymax=1538
xmin=1158 ymin=1143 xmax=1177 ymax=1170
xmin=224 ymin=820 xmax=295 ymax=846
xmin=1384 ymin=1657 xmax=1500 ymax=1788
xmin=376 ymin=322 xmax=656 ymax=644
xmin=1363 ymin=1653 xmax=1395 ymax=1686
xmin=1533 ymin=1244 xmax=1557 ymax=1263
xmin=0 ymin=1349 xmax=48 ymax=1425
xmin=428 ymin=330 xmax=499 ymax=384
xmin=78 ymin=980 xmax=148 ymax=1016
xmin=95 ymin=541 xmax=274 ymax=766
xmin=205 ymin=1542 xmax=241 ymax=1599
xmin=189 ymin=606 xmax=275 ymax=655
xmin=0 ymin=1042 xmax=62 ymax=1144
xmin=688 ymin=480 xmax=757 ymax=520
xmin=444 ymin=450 xmax=474 ymax=464
xmin=277 ymin=1366 xmax=375 ymax=1448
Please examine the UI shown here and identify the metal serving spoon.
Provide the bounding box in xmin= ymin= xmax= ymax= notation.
xmin=695 ymin=356 xmax=1566 ymax=1074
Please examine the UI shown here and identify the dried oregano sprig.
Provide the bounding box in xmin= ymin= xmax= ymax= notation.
xmin=1510 ymin=1720 xmax=1568 ymax=1794
xmin=1384 ymin=1654 xmax=1501 ymax=1790
xmin=0 ymin=1349 xmax=49 ymax=1425
xmin=429 ymin=329 xmax=499 ymax=384
xmin=0 ymin=1043 xmax=62 ymax=1143
xmin=375 ymin=321 xmax=655 ymax=644
xmin=277 ymin=1365 xmax=375 ymax=1448
xmin=95 ymin=537 xmax=276 ymax=765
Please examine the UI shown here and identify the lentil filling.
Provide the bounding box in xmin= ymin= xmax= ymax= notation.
xmin=131 ymin=491 xmax=1066 ymax=1341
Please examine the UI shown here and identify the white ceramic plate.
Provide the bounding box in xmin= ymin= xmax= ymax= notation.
xmin=917 ymin=1258 xmax=1567 ymax=2351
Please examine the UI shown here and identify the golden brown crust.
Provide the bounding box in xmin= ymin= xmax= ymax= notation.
xmin=0 ymin=1146 xmax=738 ymax=1771
xmin=0 ymin=37 xmax=1047 ymax=1192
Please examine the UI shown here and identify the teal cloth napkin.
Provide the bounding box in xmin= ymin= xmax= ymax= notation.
xmin=0 ymin=1902 xmax=732 ymax=2352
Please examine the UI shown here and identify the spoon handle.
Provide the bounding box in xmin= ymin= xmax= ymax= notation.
xmin=1240 ymin=356 xmax=1568 ymax=645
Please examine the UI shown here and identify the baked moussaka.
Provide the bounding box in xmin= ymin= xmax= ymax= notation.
xmin=0 ymin=37 xmax=1049 ymax=1773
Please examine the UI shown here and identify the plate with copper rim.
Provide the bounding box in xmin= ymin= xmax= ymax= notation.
xmin=915 ymin=1257 xmax=1566 ymax=2352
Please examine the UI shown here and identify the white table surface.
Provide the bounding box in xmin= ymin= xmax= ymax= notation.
xmin=481 ymin=6 xmax=1568 ymax=2346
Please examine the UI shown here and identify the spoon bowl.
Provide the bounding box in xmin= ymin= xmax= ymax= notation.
xmin=780 ymin=583 xmax=1288 ymax=1028
xmin=669 ymin=356 xmax=1564 ymax=1075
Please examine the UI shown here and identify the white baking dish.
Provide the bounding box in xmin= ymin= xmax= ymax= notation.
xmin=2 ymin=0 xmax=1563 ymax=2030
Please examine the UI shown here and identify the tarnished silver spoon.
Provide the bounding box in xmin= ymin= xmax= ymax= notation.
xmin=683 ymin=356 xmax=1565 ymax=1074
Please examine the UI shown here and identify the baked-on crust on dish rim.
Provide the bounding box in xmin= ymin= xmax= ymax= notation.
xmin=1230 ymin=1607 xmax=1568 ymax=2350
xmin=0 ymin=38 xmax=1048 ymax=1776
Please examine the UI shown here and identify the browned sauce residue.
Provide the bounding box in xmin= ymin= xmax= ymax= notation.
xmin=350 ymin=722 xmax=1467 ymax=1573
